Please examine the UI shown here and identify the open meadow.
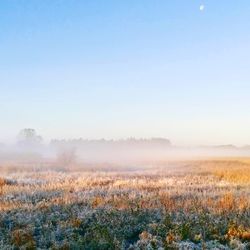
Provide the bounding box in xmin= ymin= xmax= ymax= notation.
xmin=0 ymin=159 xmax=250 ymax=249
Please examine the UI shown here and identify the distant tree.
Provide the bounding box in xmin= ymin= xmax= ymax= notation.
xmin=17 ymin=128 xmax=43 ymax=147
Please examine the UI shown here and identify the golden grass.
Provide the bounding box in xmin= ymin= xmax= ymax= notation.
xmin=202 ymin=158 xmax=250 ymax=185
xmin=0 ymin=159 xmax=250 ymax=248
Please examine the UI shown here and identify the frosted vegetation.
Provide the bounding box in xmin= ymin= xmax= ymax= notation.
xmin=0 ymin=159 xmax=250 ymax=249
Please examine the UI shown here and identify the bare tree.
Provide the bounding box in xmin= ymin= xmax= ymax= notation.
xmin=56 ymin=147 xmax=76 ymax=169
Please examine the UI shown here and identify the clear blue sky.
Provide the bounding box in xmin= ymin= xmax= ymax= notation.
xmin=1 ymin=1 xmax=250 ymax=145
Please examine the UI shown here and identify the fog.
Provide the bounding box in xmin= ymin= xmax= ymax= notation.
xmin=1 ymin=129 xmax=250 ymax=167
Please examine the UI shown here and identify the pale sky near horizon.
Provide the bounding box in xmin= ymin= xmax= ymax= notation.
xmin=1 ymin=1 xmax=250 ymax=145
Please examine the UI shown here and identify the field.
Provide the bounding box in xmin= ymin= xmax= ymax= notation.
xmin=0 ymin=159 xmax=250 ymax=249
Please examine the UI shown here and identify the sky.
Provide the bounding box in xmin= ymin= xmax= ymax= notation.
xmin=1 ymin=0 xmax=250 ymax=145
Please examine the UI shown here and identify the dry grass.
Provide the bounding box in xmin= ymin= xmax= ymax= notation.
xmin=0 ymin=159 xmax=249 ymax=249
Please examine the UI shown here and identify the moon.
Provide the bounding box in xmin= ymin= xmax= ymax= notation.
xmin=200 ymin=5 xmax=205 ymax=11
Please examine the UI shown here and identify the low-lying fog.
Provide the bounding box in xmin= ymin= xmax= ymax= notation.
xmin=1 ymin=130 xmax=250 ymax=166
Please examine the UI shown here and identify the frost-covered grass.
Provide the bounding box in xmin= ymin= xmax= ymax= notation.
xmin=0 ymin=159 xmax=250 ymax=249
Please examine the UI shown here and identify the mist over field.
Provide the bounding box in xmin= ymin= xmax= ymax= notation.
xmin=1 ymin=129 xmax=250 ymax=166
xmin=1 ymin=132 xmax=250 ymax=249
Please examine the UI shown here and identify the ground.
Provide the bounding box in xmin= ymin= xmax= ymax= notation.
xmin=0 ymin=159 xmax=250 ymax=249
